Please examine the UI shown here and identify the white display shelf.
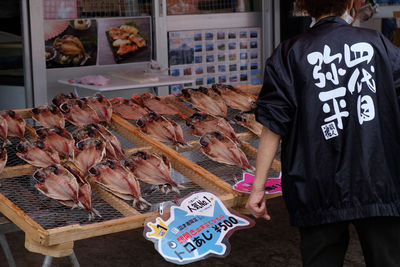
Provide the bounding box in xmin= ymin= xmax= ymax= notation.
xmin=374 ymin=5 xmax=400 ymax=18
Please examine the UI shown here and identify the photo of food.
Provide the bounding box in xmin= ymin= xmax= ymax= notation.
xmin=98 ymin=17 xmax=151 ymax=65
xmin=44 ymin=19 xmax=97 ymax=69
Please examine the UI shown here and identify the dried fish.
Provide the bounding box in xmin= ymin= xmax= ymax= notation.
xmin=212 ymin=84 xmax=257 ymax=111
xmin=235 ymin=112 xmax=263 ymax=137
xmin=82 ymin=94 xmax=113 ymax=125
xmin=0 ymin=147 xmax=7 ymax=174
xmin=180 ymin=88 xmax=227 ymax=117
xmin=186 ymin=112 xmax=241 ymax=145
xmin=36 ymin=127 xmax=74 ymax=159
xmin=31 ymin=104 xmax=65 ymax=128
xmin=64 ymin=164 xmax=101 ymax=220
xmin=16 ymin=140 xmax=60 ymax=168
xmin=199 ymin=131 xmax=254 ymax=173
xmin=33 ymin=165 xmax=83 ymax=209
xmin=0 ymin=116 xmax=9 ymax=146
xmin=60 ymin=99 xmax=100 ymax=127
xmin=73 ymin=138 xmax=106 ymax=174
xmin=133 ymin=93 xmax=181 ymax=116
xmin=110 ymin=97 xmax=148 ymax=120
xmin=54 ymin=35 xmax=88 ymax=57
xmin=137 ymin=113 xmax=187 ymax=147
xmin=125 ymin=150 xmax=180 ymax=194
xmin=1 ymin=110 xmax=26 ymax=140
xmin=89 ymin=160 xmax=150 ymax=210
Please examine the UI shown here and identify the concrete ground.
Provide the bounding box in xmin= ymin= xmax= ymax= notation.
xmin=0 ymin=197 xmax=366 ymax=267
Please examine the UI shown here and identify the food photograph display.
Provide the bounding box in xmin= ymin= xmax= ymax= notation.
xmin=1 ymin=0 xmax=398 ymax=266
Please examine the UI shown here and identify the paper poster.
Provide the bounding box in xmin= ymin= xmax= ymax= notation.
xmin=98 ymin=17 xmax=152 ymax=65
xmin=233 ymin=172 xmax=282 ymax=194
xmin=144 ymin=192 xmax=254 ymax=265
xmin=44 ymin=19 xmax=97 ymax=68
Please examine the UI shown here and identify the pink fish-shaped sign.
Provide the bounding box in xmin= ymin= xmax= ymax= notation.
xmin=233 ymin=172 xmax=282 ymax=194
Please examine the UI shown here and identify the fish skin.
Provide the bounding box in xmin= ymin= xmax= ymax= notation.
xmin=73 ymin=138 xmax=106 ymax=174
xmin=82 ymin=94 xmax=113 ymax=125
xmin=0 ymin=116 xmax=8 ymax=146
xmin=33 ymin=165 xmax=82 ymax=208
xmin=212 ymin=84 xmax=257 ymax=112
xmin=235 ymin=112 xmax=263 ymax=137
xmin=59 ymin=99 xmax=100 ymax=127
xmin=0 ymin=148 xmax=7 ymax=174
xmin=124 ymin=150 xmax=179 ymax=194
xmin=89 ymin=160 xmax=150 ymax=210
xmin=110 ymin=97 xmax=148 ymax=120
xmin=180 ymin=88 xmax=227 ymax=117
xmin=16 ymin=140 xmax=60 ymax=168
xmin=186 ymin=112 xmax=241 ymax=145
xmin=36 ymin=127 xmax=74 ymax=159
xmin=137 ymin=113 xmax=186 ymax=146
xmin=31 ymin=104 xmax=65 ymax=128
xmin=133 ymin=93 xmax=179 ymax=115
xmin=199 ymin=131 xmax=254 ymax=172
xmin=1 ymin=110 xmax=26 ymax=140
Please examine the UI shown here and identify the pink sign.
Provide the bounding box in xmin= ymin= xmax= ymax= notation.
xmin=233 ymin=172 xmax=282 ymax=194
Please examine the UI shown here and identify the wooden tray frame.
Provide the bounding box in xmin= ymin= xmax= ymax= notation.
xmin=0 ymin=84 xmax=281 ymax=257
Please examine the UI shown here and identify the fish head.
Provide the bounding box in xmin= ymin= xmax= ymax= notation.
xmin=33 ymin=165 xmax=59 ymax=182
xmin=76 ymin=138 xmax=103 ymax=151
xmin=36 ymin=128 xmax=49 ymax=139
xmin=59 ymin=101 xmax=72 ymax=113
xmin=235 ymin=112 xmax=248 ymax=122
xmin=6 ymin=110 xmax=16 ymax=119
xmin=199 ymin=133 xmax=213 ymax=148
xmin=31 ymin=107 xmax=40 ymax=115
xmin=33 ymin=140 xmax=46 ymax=150
xmin=186 ymin=112 xmax=204 ymax=127
xmin=198 ymin=86 xmax=208 ymax=94
xmin=133 ymin=150 xmax=149 ymax=160
xmin=94 ymin=93 xmax=105 ymax=103
xmin=16 ymin=141 xmax=30 ymax=153
xmin=48 ymin=104 xmax=60 ymax=114
xmin=181 ymin=89 xmax=191 ymax=98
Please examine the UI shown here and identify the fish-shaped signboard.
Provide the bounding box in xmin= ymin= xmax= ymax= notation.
xmin=144 ymin=192 xmax=254 ymax=265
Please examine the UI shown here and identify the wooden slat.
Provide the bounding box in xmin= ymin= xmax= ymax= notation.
xmin=0 ymin=165 xmax=37 ymax=179
xmin=0 ymin=193 xmax=47 ymax=243
xmin=89 ymin=182 xmax=140 ymax=217
xmin=25 ymin=237 xmax=74 ymax=258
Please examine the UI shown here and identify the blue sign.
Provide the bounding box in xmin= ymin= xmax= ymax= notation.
xmin=144 ymin=192 xmax=254 ymax=265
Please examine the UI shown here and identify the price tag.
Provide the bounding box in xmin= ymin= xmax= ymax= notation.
xmin=233 ymin=172 xmax=282 ymax=194
xmin=144 ymin=192 xmax=254 ymax=265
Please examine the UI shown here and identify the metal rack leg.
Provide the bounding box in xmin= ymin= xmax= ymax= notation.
xmin=0 ymin=233 xmax=16 ymax=267
xmin=42 ymin=255 xmax=53 ymax=267
xmin=69 ymin=252 xmax=80 ymax=267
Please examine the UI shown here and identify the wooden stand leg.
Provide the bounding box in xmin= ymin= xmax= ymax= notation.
xmin=25 ymin=236 xmax=74 ymax=258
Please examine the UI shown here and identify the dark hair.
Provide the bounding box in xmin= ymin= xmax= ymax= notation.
xmin=296 ymin=0 xmax=360 ymax=19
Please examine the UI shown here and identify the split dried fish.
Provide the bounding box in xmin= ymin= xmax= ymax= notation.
xmin=133 ymin=93 xmax=181 ymax=116
xmin=89 ymin=160 xmax=150 ymax=210
xmin=60 ymin=99 xmax=100 ymax=127
xmin=82 ymin=94 xmax=113 ymax=125
xmin=110 ymin=97 xmax=148 ymax=120
xmin=1 ymin=110 xmax=26 ymax=140
xmin=52 ymin=93 xmax=78 ymax=107
xmin=16 ymin=140 xmax=60 ymax=168
xmin=212 ymin=84 xmax=257 ymax=112
xmin=199 ymin=131 xmax=254 ymax=173
xmin=235 ymin=112 xmax=263 ymax=137
xmin=33 ymin=165 xmax=83 ymax=209
xmin=125 ymin=150 xmax=181 ymax=194
xmin=0 ymin=116 xmax=8 ymax=146
xmin=0 ymin=147 xmax=7 ymax=174
xmin=31 ymin=104 xmax=65 ymax=128
xmin=180 ymin=88 xmax=227 ymax=117
xmin=36 ymin=127 xmax=74 ymax=159
xmin=137 ymin=113 xmax=187 ymax=147
xmin=186 ymin=112 xmax=241 ymax=145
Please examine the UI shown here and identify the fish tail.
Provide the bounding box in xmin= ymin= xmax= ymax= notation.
xmin=134 ymin=197 xmax=151 ymax=210
xmin=90 ymin=207 xmax=102 ymax=219
xmin=4 ymin=139 xmax=11 ymax=147
xmin=171 ymin=184 xmax=181 ymax=195
xmin=245 ymin=166 xmax=256 ymax=174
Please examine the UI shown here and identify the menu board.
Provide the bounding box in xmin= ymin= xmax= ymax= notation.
xmin=168 ymin=27 xmax=262 ymax=93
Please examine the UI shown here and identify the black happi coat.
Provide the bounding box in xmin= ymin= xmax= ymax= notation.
xmin=256 ymin=17 xmax=400 ymax=227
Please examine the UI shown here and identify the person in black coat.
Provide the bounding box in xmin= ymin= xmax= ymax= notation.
xmin=246 ymin=0 xmax=400 ymax=266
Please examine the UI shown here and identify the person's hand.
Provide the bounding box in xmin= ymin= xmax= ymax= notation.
xmin=246 ymin=189 xmax=271 ymax=220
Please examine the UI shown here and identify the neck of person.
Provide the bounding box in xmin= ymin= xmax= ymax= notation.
xmin=315 ymin=12 xmax=349 ymax=24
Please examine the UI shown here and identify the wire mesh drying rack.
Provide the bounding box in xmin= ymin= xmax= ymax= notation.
xmin=0 ymin=84 xmax=281 ymax=258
